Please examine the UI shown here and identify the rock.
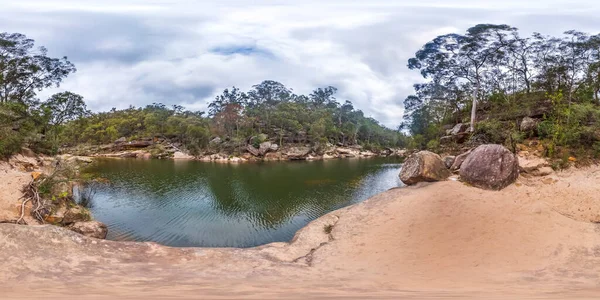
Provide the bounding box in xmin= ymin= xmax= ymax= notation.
xmin=440 ymin=136 xmax=454 ymax=144
xmin=359 ymin=151 xmax=376 ymax=157
xmin=229 ymin=157 xmax=244 ymax=163
xmin=443 ymin=156 xmax=456 ymax=169
xmin=518 ymin=156 xmax=551 ymax=176
xmin=322 ymin=153 xmax=337 ymax=160
xmin=336 ymin=147 xmax=360 ymax=157
xmin=74 ymin=156 xmax=93 ymax=164
xmin=52 ymin=181 xmax=73 ymax=198
xmin=259 ymin=142 xmax=273 ymax=156
xmin=265 ymin=152 xmax=283 ymax=161
xmin=62 ymin=207 xmax=90 ymax=225
xmin=459 ymin=144 xmax=519 ymax=190
xmin=31 ymin=172 xmax=42 ymax=180
xmin=450 ymin=150 xmax=472 ymax=172
xmin=520 ymin=117 xmax=538 ymax=133
xmin=45 ymin=207 xmax=66 ymax=224
xmin=210 ymin=137 xmax=222 ymax=145
xmin=114 ymin=137 xmax=127 ymax=144
xmin=173 ymin=151 xmax=194 ymax=159
xmin=535 ymin=167 xmax=554 ymax=176
xmin=399 ymin=151 xmax=450 ymax=185
xmin=68 ymin=221 xmax=108 ymax=239
xmin=284 ymin=147 xmax=311 ymax=160
xmin=246 ymin=144 xmax=260 ymax=156
xmin=449 ymin=123 xmax=469 ymax=135
xmin=269 ymin=143 xmax=279 ymax=152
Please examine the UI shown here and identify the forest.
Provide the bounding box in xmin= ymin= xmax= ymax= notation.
xmin=403 ymin=24 xmax=600 ymax=159
xmin=0 ymin=31 xmax=406 ymax=158
xmin=2 ymin=24 xmax=600 ymax=160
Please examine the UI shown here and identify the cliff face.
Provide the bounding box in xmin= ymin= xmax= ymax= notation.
xmin=2 ymin=166 xmax=600 ymax=298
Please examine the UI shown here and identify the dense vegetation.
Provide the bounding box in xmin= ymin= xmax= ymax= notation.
xmin=0 ymin=31 xmax=407 ymax=159
xmin=402 ymin=24 xmax=600 ymax=158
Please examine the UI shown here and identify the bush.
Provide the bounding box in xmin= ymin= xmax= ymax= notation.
xmin=0 ymin=129 xmax=23 ymax=159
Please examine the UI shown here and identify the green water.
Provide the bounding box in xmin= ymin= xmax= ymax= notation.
xmin=84 ymin=158 xmax=403 ymax=248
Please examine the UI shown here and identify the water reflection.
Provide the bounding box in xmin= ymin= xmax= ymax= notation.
xmin=85 ymin=158 xmax=403 ymax=247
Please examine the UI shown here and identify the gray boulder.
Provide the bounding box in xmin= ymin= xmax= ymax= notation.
xmin=259 ymin=142 xmax=273 ymax=156
xmin=459 ymin=144 xmax=519 ymax=190
xmin=399 ymin=151 xmax=450 ymax=185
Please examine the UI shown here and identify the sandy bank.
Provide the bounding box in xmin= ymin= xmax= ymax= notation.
xmin=2 ymin=163 xmax=600 ymax=298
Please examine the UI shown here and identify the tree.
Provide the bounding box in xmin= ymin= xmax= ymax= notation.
xmin=0 ymin=32 xmax=76 ymax=104
xmin=408 ymin=24 xmax=516 ymax=131
xmin=42 ymin=92 xmax=89 ymax=126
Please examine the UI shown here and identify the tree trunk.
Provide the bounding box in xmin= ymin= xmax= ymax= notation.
xmin=470 ymin=83 xmax=479 ymax=132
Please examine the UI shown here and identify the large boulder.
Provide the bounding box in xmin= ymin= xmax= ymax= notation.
xmin=399 ymin=151 xmax=450 ymax=185
xmin=67 ymin=221 xmax=108 ymax=239
xmin=459 ymin=144 xmax=519 ymax=190
xmin=448 ymin=123 xmax=469 ymax=135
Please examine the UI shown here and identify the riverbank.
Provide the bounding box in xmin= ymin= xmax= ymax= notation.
xmin=61 ymin=138 xmax=408 ymax=162
xmin=2 ymin=160 xmax=600 ymax=298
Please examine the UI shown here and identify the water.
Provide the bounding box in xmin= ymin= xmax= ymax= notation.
xmin=83 ymin=158 xmax=403 ymax=248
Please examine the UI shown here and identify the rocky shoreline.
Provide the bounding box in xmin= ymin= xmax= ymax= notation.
xmin=62 ymin=137 xmax=408 ymax=163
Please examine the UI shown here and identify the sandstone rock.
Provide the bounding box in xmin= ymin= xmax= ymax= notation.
xmin=246 ymin=144 xmax=260 ymax=156
xmin=336 ymin=147 xmax=360 ymax=157
xmin=62 ymin=207 xmax=90 ymax=225
xmin=443 ymin=156 xmax=456 ymax=169
xmin=173 ymin=151 xmax=194 ymax=159
xmin=259 ymin=142 xmax=273 ymax=156
xmin=68 ymin=221 xmax=108 ymax=239
xmin=114 ymin=137 xmax=127 ymax=144
xmin=322 ymin=153 xmax=337 ymax=160
xmin=265 ymin=152 xmax=283 ymax=161
xmin=520 ymin=117 xmax=538 ymax=133
xmin=359 ymin=151 xmax=376 ymax=157
xmin=449 ymin=123 xmax=469 ymax=135
xmin=45 ymin=207 xmax=66 ymax=224
xmin=519 ymin=156 xmax=552 ymax=176
xmin=285 ymin=147 xmax=311 ymax=160
xmin=210 ymin=137 xmax=222 ymax=145
xmin=399 ymin=151 xmax=450 ymax=185
xmin=229 ymin=157 xmax=244 ymax=163
xmin=75 ymin=156 xmax=93 ymax=164
xmin=270 ymin=143 xmax=279 ymax=152
xmin=459 ymin=144 xmax=519 ymax=190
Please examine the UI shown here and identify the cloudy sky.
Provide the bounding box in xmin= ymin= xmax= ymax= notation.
xmin=2 ymin=0 xmax=599 ymax=127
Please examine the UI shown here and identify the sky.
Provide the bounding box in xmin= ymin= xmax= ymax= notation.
xmin=1 ymin=0 xmax=599 ymax=128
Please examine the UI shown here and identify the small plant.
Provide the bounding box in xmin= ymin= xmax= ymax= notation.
xmin=323 ymin=224 xmax=334 ymax=234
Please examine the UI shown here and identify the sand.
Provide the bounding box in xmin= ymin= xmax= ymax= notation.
xmin=1 ymin=161 xmax=600 ymax=299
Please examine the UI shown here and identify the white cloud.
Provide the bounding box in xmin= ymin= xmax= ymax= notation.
xmin=2 ymin=0 xmax=599 ymax=127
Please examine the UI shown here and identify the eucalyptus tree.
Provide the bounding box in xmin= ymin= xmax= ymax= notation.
xmin=0 ymin=32 xmax=76 ymax=104
xmin=408 ymin=24 xmax=516 ymax=131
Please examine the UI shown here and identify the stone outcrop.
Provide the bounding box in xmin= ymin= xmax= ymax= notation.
xmin=173 ymin=151 xmax=194 ymax=159
xmin=68 ymin=221 xmax=108 ymax=239
xmin=399 ymin=151 xmax=450 ymax=185
xmin=284 ymin=147 xmax=311 ymax=160
xmin=518 ymin=155 xmax=553 ymax=176
xmin=459 ymin=144 xmax=519 ymax=190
